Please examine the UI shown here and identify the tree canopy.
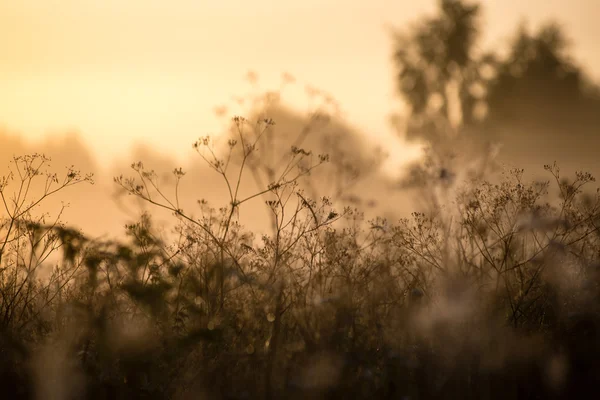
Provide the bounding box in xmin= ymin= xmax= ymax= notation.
xmin=392 ymin=0 xmax=600 ymax=177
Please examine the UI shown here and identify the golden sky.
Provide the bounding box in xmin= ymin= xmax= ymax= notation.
xmin=1 ymin=0 xmax=598 ymax=172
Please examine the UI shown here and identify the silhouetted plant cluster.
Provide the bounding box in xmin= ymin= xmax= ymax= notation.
xmin=2 ymin=119 xmax=600 ymax=400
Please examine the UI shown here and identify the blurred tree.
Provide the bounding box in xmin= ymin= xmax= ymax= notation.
xmin=392 ymin=0 xmax=600 ymax=180
xmin=484 ymin=22 xmax=600 ymax=170
xmin=392 ymin=0 xmax=493 ymax=143
xmin=391 ymin=0 xmax=498 ymax=189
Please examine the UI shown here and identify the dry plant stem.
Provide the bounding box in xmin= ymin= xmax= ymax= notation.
xmin=115 ymin=115 xmax=333 ymax=318
xmin=1 ymin=155 xmax=92 ymax=331
xmin=264 ymin=284 xmax=284 ymax=400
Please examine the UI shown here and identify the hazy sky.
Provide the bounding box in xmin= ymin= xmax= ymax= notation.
xmin=1 ymin=0 xmax=598 ymax=173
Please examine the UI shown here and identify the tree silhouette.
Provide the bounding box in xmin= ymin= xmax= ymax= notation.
xmin=392 ymin=0 xmax=492 ymax=143
xmin=484 ymin=22 xmax=600 ymax=171
xmin=392 ymin=0 xmax=600 ymax=179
